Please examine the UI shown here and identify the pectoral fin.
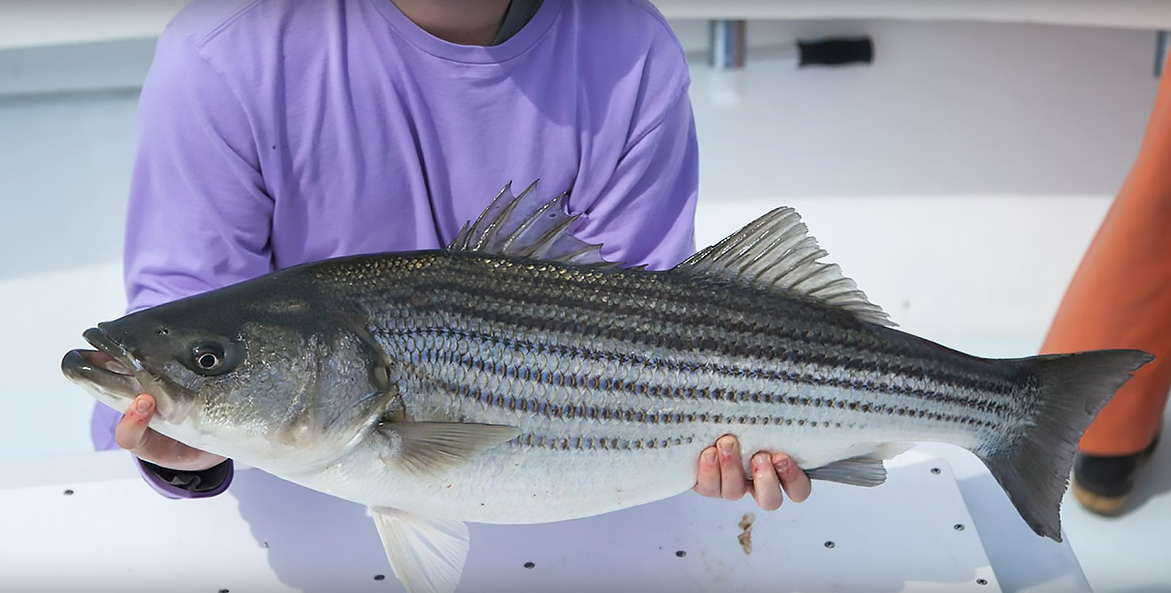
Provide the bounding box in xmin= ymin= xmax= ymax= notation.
xmin=370 ymin=507 xmax=470 ymax=593
xmin=376 ymin=421 xmax=520 ymax=476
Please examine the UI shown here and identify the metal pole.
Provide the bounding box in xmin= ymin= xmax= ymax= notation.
xmin=709 ymin=20 xmax=746 ymax=70
xmin=1156 ymin=30 xmax=1170 ymax=78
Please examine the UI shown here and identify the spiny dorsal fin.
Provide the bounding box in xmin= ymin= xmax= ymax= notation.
xmin=677 ymin=207 xmax=894 ymax=327
xmin=449 ymin=180 xmax=620 ymax=267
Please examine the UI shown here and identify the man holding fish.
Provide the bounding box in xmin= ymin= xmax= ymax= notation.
xmin=74 ymin=6 xmax=1169 ymax=593
xmin=89 ymin=0 xmax=812 ymax=513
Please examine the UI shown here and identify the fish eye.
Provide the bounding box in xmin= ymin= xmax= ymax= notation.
xmin=192 ymin=343 xmax=225 ymax=373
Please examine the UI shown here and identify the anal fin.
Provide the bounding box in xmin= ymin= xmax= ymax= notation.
xmin=806 ymin=456 xmax=888 ymax=487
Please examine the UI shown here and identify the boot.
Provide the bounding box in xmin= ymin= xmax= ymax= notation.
xmin=1071 ymin=429 xmax=1161 ymax=516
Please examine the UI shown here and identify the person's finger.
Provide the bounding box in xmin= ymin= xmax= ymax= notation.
xmin=111 ymin=394 xmax=228 ymax=472
xmin=773 ymin=452 xmax=811 ymax=503
xmin=694 ymin=446 xmax=721 ymax=497
xmin=717 ymin=435 xmax=748 ymax=500
xmin=750 ymin=452 xmax=783 ymax=511
xmin=114 ymin=394 xmax=155 ymax=452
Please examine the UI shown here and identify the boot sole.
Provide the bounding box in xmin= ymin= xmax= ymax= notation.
xmin=1071 ymin=480 xmax=1129 ymax=516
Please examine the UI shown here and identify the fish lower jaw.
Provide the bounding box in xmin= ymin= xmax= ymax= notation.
xmin=61 ymin=349 xmax=143 ymax=409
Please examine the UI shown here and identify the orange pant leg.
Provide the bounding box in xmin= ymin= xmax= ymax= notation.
xmin=1040 ymin=68 xmax=1171 ymax=456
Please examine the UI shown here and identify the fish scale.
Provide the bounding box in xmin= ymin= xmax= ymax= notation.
xmin=63 ymin=181 xmax=1155 ymax=593
xmin=342 ymin=252 xmax=1013 ymax=481
xmin=382 ymin=258 xmax=1020 ymax=404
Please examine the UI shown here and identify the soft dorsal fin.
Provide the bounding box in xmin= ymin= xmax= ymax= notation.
xmin=677 ymin=207 xmax=894 ymax=327
xmin=449 ymin=180 xmax=619 ymax=267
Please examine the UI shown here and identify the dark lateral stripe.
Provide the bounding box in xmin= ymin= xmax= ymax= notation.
xmin=431 ymin=258 xmax=920 ymax=358
xmin=396 ymin=254 xmax=1014 ymax=395
xmin=512 ymin=432 xmax=695 ymax=452
xmin=411 ymin=275 xmax=862 ymax=354
xmin=388 ymin=325 xmax=1014 ymax=418
xmin=400 ymin=278 xmax=1018 ymax=398
xmin=440 ymin=378 xmax=999 ymax=430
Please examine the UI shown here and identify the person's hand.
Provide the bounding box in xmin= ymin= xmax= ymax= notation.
xmin=694 ymin=435 xmax=811 ymax=511
xmin=115 ymin=393 xmax=226 ymax=472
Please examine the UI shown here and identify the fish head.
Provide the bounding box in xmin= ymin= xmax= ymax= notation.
xmin=62 ymin=282 xmax=394 ymax=471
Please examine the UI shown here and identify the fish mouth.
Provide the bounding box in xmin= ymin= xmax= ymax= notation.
xmin=61 ymin=328 xmax=145 ymax=407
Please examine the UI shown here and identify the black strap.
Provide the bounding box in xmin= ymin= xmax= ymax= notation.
xmin=141 ymin=459 xmax=233 ymax=493
xmin=493 ymin=0 xmax=544 ymax=45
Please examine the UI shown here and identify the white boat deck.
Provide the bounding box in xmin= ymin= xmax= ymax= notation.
xmin=0 ymin=449 xmax=1010 ymax=593
xmin=2 ymin=11 xmax=1169 ymax=590
xmin=2 ymin=195 xmax=1168 ymax=592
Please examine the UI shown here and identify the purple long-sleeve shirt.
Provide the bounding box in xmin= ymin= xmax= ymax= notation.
xmin=91 ymin=0 xmax=700 ymax=498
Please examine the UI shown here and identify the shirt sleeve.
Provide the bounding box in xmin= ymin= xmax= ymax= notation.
xmin=89 ymin=26 xmax=273 ymax=498
xmin=123 ymin=30 xmax=274 ymax=311
xmin=572 ymin=77 xmax=699 ymax=271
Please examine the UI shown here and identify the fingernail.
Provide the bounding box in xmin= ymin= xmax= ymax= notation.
xmin=753 ymin=453 xmax=769 ymax=473
xmin=136 ymin=398 xmax=151 ymax=415
xmin=774 ymin=458 xmax=790 ymax=475
xmin=717 ymin=436 xmax=735 ymax=456
xmin=702 ymin=449 xmax=716 ymax=464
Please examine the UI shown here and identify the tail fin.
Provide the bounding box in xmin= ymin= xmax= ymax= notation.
xmin=977 ymin=349 xmax=1154 ymax=542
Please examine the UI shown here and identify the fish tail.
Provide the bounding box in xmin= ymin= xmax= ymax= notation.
xmin=977 ymin=349 xmax=1153 ymax=542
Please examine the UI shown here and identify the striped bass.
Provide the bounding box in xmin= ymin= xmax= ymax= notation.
xmin=62 ymin=181 xmax=1153 ymax=593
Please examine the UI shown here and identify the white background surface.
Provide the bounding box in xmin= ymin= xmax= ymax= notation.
xmin=0 ymin=450 xmax=1004 ymax=593
xmin=1 ymin=8 xmax=1169 ymax=593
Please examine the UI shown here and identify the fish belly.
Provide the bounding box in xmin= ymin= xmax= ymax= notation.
xmin=282 ymin=413 xmax=982 ymax=525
